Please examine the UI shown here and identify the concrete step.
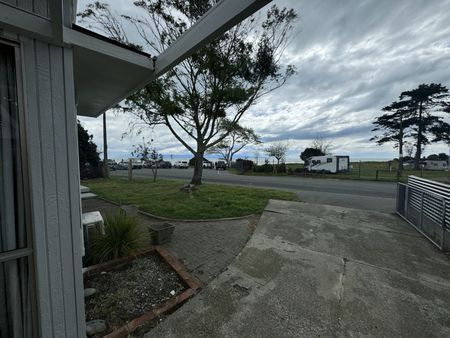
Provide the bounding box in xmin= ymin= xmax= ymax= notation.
xmin=81 ymin=192 xmax=97 ymax=199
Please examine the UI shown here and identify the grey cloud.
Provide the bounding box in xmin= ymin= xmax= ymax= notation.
xmin=77 ymin=0 xmax=450 ymax=160
xmin=261 ymin=123 xmax=371 ymax=143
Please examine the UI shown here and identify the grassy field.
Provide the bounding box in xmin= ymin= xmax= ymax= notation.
xmin=334 ymin=161 xmax=450 ymax=182
xmin=83 ymin=177 xmax=298 ymax=219
xmin=235 ymin=161 xmax=450 ymax=183
xmin=325 ymin=161 xmax=449 ymax=182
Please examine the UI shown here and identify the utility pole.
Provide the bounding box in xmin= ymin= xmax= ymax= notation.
xmin=103 ymin=112 xmax=109 ymax=178
xmin=448 ymin=144 xmax=450 ymax=180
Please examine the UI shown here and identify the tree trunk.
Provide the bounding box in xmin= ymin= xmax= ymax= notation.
xmin=228 ymin=152 xmax=234 ymax=168
xmin=414 ymin=103 xmax=423 ymax=170
xmin=398 ymin=149 xmax=404 ymax=171
xmin=191 ymin=150 xmax=204 ymax=185
xmin=152 ymin=166 xmax=157 ymax=182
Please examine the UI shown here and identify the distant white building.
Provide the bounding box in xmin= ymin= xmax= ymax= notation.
xmin=423 ymin=160 xmax=448 ymax=171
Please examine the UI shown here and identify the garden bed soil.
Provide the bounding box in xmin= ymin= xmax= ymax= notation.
xmin=84 ymin=251 xmax=188 ymax=337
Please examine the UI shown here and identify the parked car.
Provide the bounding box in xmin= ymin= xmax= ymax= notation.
xmin=130 ymin=159 xmax=144 ymax=169
xmin=215 ymin=161 xmax=227 ymax=170
xmin=107 ymin=159 xmax=117 ymax=171
xmin=116 ymin=161 xmax=128 ymax=170
xmin=142 ymin=161 xmax=153 ymax=169
xmin=174 ymin=161 xmax=189 ymax=169
xmin=203 ymin=161 xmax=214 ymax=169
xmin=160 ymin=161 xmax=172 ymax=169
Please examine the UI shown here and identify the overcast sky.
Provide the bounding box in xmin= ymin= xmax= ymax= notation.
xmin=77 ymin=0 xmax=450 ymax=162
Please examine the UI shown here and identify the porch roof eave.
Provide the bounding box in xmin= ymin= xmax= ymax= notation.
xmin=70 ymin=0 xmax=271 ymax=118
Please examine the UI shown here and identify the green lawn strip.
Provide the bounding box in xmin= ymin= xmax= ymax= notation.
xmin=83 ymin=177 xmax=298 ymax=219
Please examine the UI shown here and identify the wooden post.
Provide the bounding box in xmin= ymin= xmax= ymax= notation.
xmin=128 ymin=159 xmax=132 ymax=181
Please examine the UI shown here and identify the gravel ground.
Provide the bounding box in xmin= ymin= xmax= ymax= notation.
xmin=84 ymin=254 xmax=185 ymax=336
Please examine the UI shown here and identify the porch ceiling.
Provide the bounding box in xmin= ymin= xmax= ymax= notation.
xmin=72 ymin=0 xmax=271 ymax=118
xmin=73 ymin=44 xmax=153 ymax=117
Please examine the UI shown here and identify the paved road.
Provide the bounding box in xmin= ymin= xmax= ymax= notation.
xmin=112 ymin=168 xmax=397 ymax=213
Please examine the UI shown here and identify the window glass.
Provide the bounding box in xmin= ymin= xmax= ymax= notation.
xmin=327 ymin=158 xmax=332 ymax=163
xmin=0 ymin=44 xmax=26 ymax=253
xmin=0 ymin=43 xmax=33 ymax=338
xmin=0 ymin=258 xmax=32 ymax=337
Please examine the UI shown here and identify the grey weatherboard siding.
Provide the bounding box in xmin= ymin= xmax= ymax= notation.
xmin=1 ymin=0 xmax=49 ymax=17
xmin=21 ymin=36 xmax=85 ymax=337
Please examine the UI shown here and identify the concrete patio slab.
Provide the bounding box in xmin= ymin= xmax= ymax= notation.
xmin=146 ymin=200 xmax=450 ymax=338
xmin=80 ymin=185 xmax=90 ymax=193
xmin=80 ymin=192 xmax=97 ymax=199
xmin=262 ymin=200 xmax=450 ymax=284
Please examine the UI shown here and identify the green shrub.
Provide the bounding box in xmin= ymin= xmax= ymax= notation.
xmin=253 ymin=164 xmax=274 ymax=173
xmin=276 ymin=163 xmax=287 ymax=173
xmin=89 ymin=211 xmax=141 ymax=264
xmin=253 ymin=163 xmax=287 ymax=173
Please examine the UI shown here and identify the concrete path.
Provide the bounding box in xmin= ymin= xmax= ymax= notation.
xmin=113 ymin=169 xmax=396 ymax=213
xmin=162 ymin=216 xmax=257 ymax=284
xmin=147 ymin=200 xmax=450 ymax=338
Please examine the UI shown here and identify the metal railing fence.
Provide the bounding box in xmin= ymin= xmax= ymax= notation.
xmin=396 ymin=176 xmax=449 ymax=250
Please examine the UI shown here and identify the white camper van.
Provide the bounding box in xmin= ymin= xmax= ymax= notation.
xmin=308 ymin=156 xmax=350 ymax=173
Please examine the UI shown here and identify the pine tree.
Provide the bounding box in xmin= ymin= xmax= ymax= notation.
xmin=372 ymin=84 xmax=449 ymax=170
xmin=371 ymin=100 xmax=413 ymax=171
xmin=400 ymin=83 xmax=449 ymax=169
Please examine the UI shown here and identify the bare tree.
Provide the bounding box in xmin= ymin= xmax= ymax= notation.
xmin=404 ymin=142 xmax=414 ymax=158
xmin=207 ymin=121 xmax=260 ymax=166
xmin=254 ymin=149 xmax=260 ymax=165
xmin=265 ymin=142 xmax=288 ymax=165
xmin=132 ymin=139 xmax=162 ymax=182
xmin=310 ymin=136 xmax=333 ymax=155
xmin=78 ymin=1 xmax=297 ymax=185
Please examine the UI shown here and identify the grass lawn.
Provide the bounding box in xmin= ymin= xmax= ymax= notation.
xmin=83 ymin=177 xmax=298 ymax=219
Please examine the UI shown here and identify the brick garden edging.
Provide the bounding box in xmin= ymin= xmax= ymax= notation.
xmin=83 ymin=246 xmax=202 ymax=338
